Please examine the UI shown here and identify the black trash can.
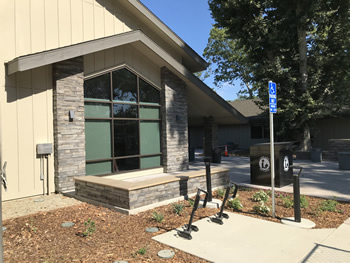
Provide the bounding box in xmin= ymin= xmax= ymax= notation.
xmin=250 ymin=142 xmax=293 ymax=187
xmin=311 ymin=148 xmax=322 ymax=162
xmin=212 ymin=148 xmax=222 ymax=163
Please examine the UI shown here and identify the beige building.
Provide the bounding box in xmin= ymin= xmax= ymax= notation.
xmin=0 ymin=0 xmax=246 ymax=201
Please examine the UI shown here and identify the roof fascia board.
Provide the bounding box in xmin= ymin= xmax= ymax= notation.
xmin=127 ymin=0 xmax=208 ymax=70
xmin=5 ymin=30 xmax=246 ymax=124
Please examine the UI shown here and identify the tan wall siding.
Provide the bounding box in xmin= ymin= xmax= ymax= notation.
xmin=84 ymin=45 xmax=161 ymax=87
xmin=1 ymin=66 xmax=54 ymax=201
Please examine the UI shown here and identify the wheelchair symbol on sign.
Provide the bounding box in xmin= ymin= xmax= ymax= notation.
xmin=269 ymin=83 xmax=276 ymax=95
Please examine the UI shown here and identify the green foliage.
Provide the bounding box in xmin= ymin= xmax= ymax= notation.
xmin=172 ymin=202 xmax=184 ymax=215
xmin=83 ymin=218 xmax=96 ymax=237
xmin=216 ymin=188 xmax=226 ymax=198
xmin=253 ymin=201 xmax=270 ymax=215
xmin=136 ymin=247 xmax=147 ymax=255
xmin=206 ymin=0 xmax=350 ymax=143
xmin=227 ymin=198 xmax=243 ymax=211
xmin=25 ymin=218 xmax=37 ymax=232
xmin=187 ymin=198 xmax=195 ymax=207
xmin=300 ymin=195 xmax=309 ymax=208
xmin=319 ymin=199 xmax=338 ymax=212
xmin=252 ymin=191 xmax=269 ymax=202
xmin=152 ymin=211 xmax=164 ymax=223
xmin=281 ymin=196 xmax=294 ymax=208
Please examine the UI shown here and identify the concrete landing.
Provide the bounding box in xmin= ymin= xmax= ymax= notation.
xmin=153 ymin=212 xmax=342 ymax=263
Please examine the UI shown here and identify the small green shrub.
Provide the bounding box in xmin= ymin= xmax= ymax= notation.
xmin=172 ymin=202 xmax=184 ymax=215
xmin=152 ymin=211 xmax=164 ymax=223
xmin=253 ymin=201 xmax=270 ymax=215
xmin=136 ymin=247 xmax=147 ymax=255
xmin=266 ymin=190 xmax=272 ymax=197
xmin=281 ymin=195 xmax=294 ymax=208
xmin=300 ymin=195 xmax=309 ymax=208
xmin=319 ymin=199 xmax=338 ymax=212
xmin=187 ymin=198 xmax=195 ymax=207
xmin=83 ymin=218 xmax=96 ymax=237
xmin=227 ymin=198 xmax=243 ymax=211
xmin=252 ymin=191 xmax=269 ymax=202
xmin=216 ymin=188 xmax=226 ymax=198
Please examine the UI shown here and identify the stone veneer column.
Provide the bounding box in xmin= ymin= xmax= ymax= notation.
xmin=161 ymin=67 xmax=189 ymax=172
xmin=53 ymin=57 xmax=86 ymax=193
xmin=203 ymin=116 xmax=218 ymax=158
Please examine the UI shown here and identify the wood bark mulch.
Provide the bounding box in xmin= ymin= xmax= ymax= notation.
xmin=3 ymin=187 xmax=350 ymax=262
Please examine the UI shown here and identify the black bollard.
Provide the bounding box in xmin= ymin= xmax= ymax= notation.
xmin=292 ymin=166 xmax=303 ymax=223
xmin=204 ymin=157 xmax=212 ymax=202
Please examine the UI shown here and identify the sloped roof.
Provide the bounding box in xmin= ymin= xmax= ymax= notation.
xmin=229 ymin=99 xmax=265 ymax=119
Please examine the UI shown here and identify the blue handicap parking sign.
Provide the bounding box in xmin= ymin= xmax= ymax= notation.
xmin=269 ymin=82 xmax=277 ymax=113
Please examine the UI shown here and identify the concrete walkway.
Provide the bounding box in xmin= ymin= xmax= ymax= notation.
xmin=153 ymin=213 xmax=350 ymax=263
xmin=153 ymin=155 xmax=350 ymax=262
xmin=191 ymin=155 xmax=350 ymax=202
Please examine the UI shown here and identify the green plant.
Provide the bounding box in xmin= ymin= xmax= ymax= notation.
xmin=25 ymin=218 xmax=37 ymax=232
xmin=281 ymin=195 xmax=294 ymax=208
xmin=253 ymin=201 xmax=270 ymax=215
xmin=136 ymin=247 xmax=147 ymax=255
xmin=319 ymin=199 xmax=338 ymax=212
xmin=252 ymin=191 xmax=269 ymax=202
xmin=83 ymin=218 xmax=96 ymax=237
xmin=172 ymin=202 xmax=184 ymax=215
xmin=227 ymin=198 xmax=243 ymax=211
xmin=187 ymin=198 xmax=195 ymax=207
xmin=300 ymin=195 xmax=309 ymax=208
xmin=216 ymin=188 xmax=226 ymax=198
xmin=152 ymin=211 xmax=164 ymax=223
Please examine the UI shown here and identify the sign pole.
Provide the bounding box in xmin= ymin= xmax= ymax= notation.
xmin=270 ymin=112 xmax=275 ymax=218
xmin=269 ymin=81 xmax=277 ymax=218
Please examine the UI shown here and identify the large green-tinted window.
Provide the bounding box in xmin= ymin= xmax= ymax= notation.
xmin=84 ymin=67 xmax=161 ymax=176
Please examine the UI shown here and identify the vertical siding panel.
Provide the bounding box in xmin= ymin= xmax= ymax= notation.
xmin=94 ymin=5 xmax=105 ymax=38
xmin=104 ymin=0 xmax=115 ymax=36
xmin=71 ymin=0 xmax=84 ymax=44
xmin=83 ymin=2 xmax=94 ymax=41
xmin=2 ymin=87 xmax=19 ymax=200
xmin=17 ymin=87 xmax=35 ymax=194
xmin=44 ymin=0 xmax=59 ymax=50
xmin=132 ymin=49 xmax=142 ymax=74
xmin=33 ymin=89 xmax=49 ymax=193
xmin=94 ymin=51 xmax=105 ymax=72
xmin=0 ymin=0 xmax=16 ymax=62
xmin=58 ymin=0 xmax=72 ymax=47
xmin=114 ymin=46 xmax=124 ymax=65
xmin=15 ymin=0 xmax=31 ymax=57
xmin=32 ymin=66 xmax=48 ymax=90
xmin=84 ymin=54 xmax=95 ymax=75
xmin=104 ymin=48 xmax=115 ymax=69
xmin=31 ymin=0 xmax=46 ymax=53
xmin=17 ymin=70 xmax=32 ymax=89
xmin=124 ymin=45 xmax=133 ymax=66
xmin=114 ymin=2 xmax=125 ymax=34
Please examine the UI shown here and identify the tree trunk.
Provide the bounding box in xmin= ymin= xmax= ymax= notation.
xmin=296 ymin=1 xmax=311 ymax=150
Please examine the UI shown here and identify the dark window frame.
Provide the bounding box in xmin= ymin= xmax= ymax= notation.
xmin=84 ymin=67 xmax=162 ymax=175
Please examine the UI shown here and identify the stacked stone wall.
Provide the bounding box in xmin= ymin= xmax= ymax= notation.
xmin=161 ymin=67 xmax=189 ymax=172
xmin=75 ymin=170 xmax=229 ymax=210
xmin=53 ymin=57 xmax=86 ymax=193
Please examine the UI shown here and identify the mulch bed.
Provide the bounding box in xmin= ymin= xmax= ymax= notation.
xmin=3 ymin=187 xmax=350 ymax=262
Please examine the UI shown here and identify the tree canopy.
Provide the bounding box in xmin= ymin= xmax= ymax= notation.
xmin=205 ymin=0 xmax=350 ymax=147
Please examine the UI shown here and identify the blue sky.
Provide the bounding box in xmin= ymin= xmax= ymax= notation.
xmin=141 ymin=0 xmax=239 ymax=101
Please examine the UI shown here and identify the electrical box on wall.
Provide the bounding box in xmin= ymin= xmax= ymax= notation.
xmin=36 ymin=143 xmax=53 ymax=155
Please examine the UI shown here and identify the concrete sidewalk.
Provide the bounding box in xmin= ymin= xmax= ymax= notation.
xmin=153 ymin=212 xmax=350 ymax=263
xmin=191 ymin=156 xmax=350 ymax=202
xmin=154 ymin=155 xmax=350 ymax=262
